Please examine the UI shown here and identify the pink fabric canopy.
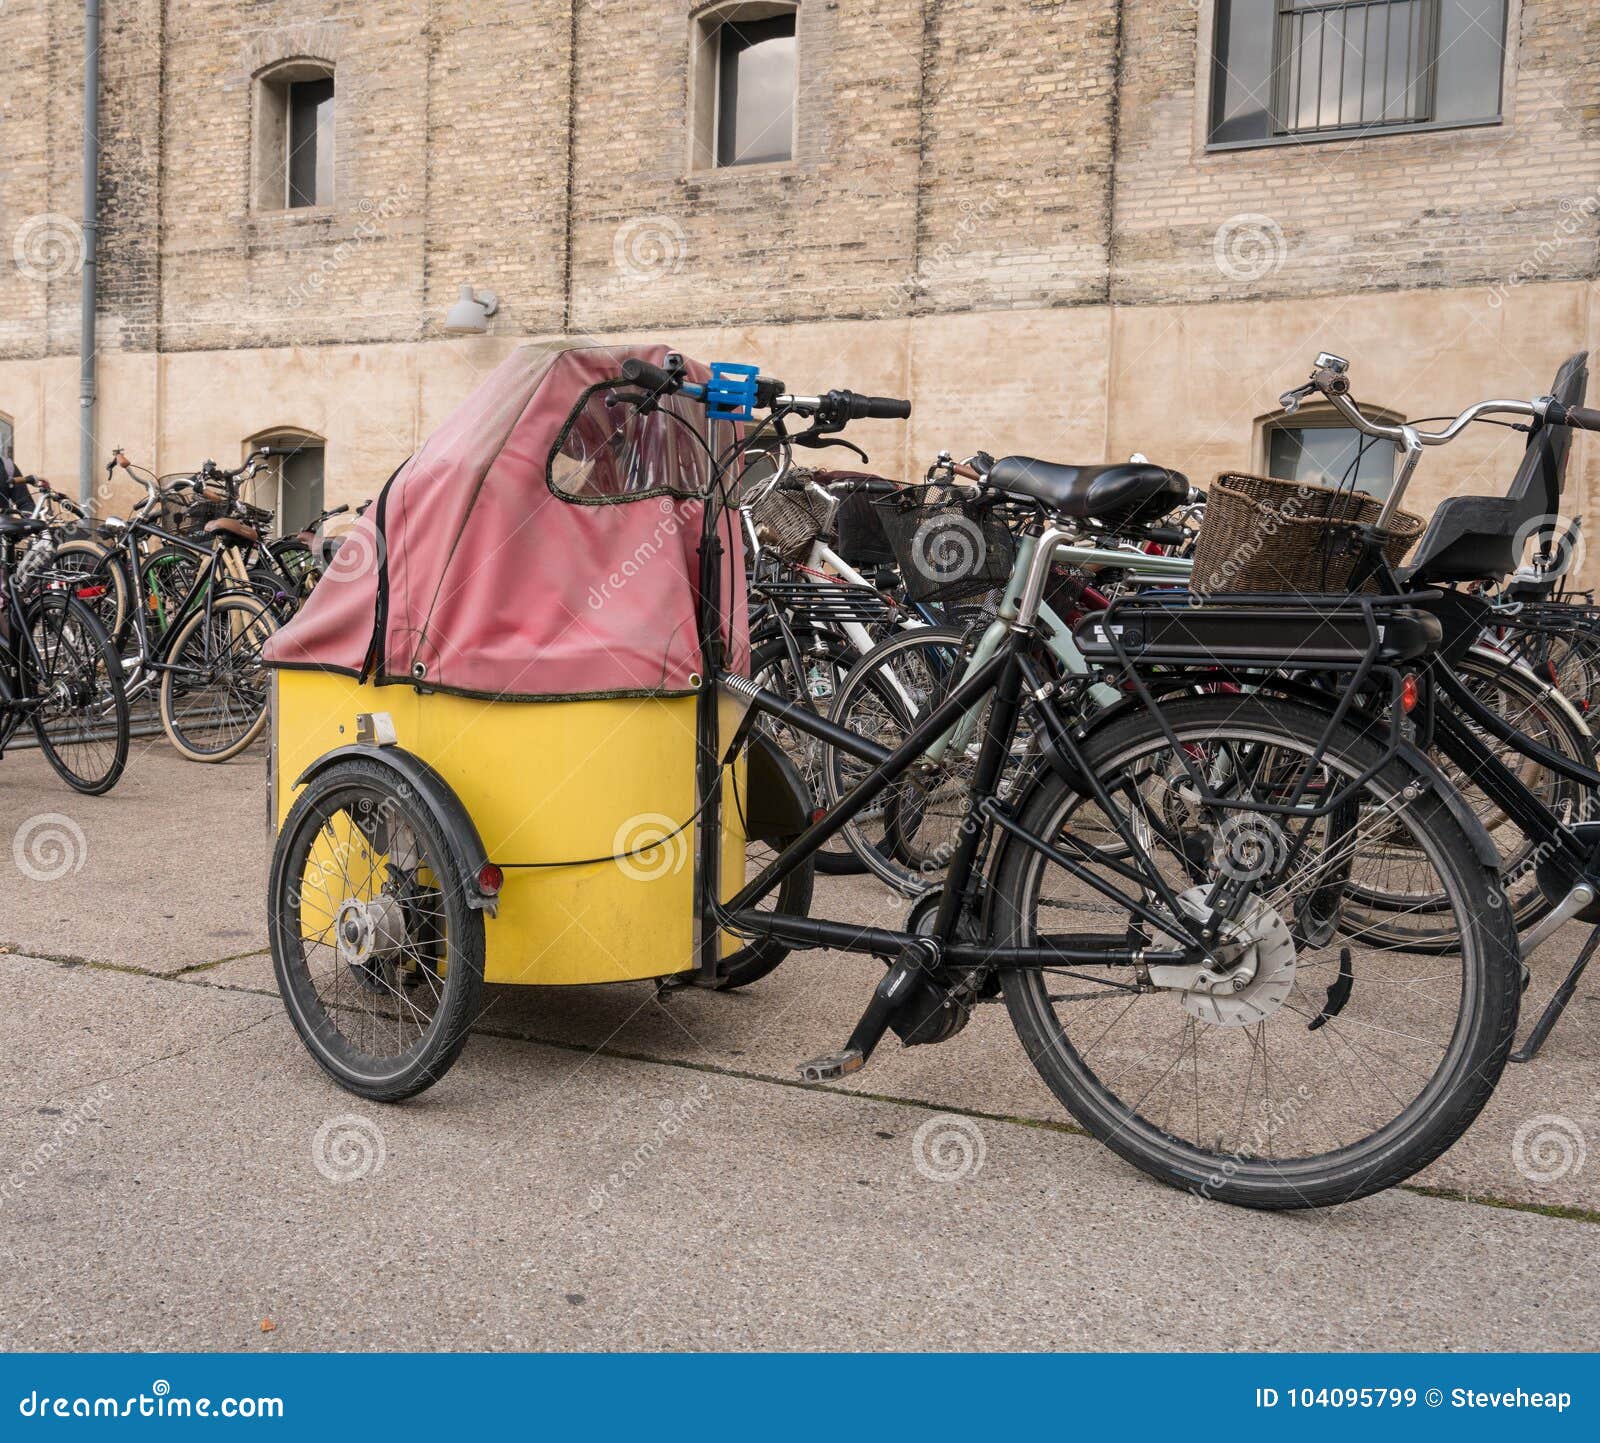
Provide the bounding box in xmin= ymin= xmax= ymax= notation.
xmin=263 ymin=343 xmax=748 ymax=698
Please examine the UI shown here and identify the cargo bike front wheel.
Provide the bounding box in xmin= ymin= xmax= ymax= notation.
xmin=269 ymin=758 xmax=486 ymax=1100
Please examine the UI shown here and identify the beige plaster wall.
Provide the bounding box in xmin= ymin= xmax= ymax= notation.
xmin=1 ymin=279 xmax=1592 ymax=573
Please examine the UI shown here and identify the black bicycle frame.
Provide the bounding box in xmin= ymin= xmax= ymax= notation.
xmin=696 ymin=599 xmax=1409 ymax=981
xmin=1366 ymin=543 xmax=1599 ymax=890
xmin=0 ymin=551 xmax=83 ymax=729
xmin=113 ymin=519 xmax=249 ymax=676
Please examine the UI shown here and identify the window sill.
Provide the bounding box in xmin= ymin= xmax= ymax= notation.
xmin=682 ymin=159 xmax=799 ymax=183
xmin=1206 ymin=114 xmax=1502 ymax=154
xmin=250 ymin=205 xmax=339 ymax=222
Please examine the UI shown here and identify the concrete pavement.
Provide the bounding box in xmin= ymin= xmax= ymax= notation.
xmin=1 ymin=744 xmax=1596 ymax=1349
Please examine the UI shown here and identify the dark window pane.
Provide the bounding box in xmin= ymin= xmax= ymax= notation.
xmin=716 ymin=15 xmax=796 ymax=166
xmin=1433 ymin=0 xmax=1506 ymax=122
xmin=288 ymin=77 xmax=334 ymax=208
xmin=1268 ymin=425 xmax=1398 ymax=498
xmin=1210 ymin=0 xmax=1276 ymax=143
xmin=277 ymin=445 xmax=325 ymax=534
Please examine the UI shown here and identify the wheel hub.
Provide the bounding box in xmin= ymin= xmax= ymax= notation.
xmin=1152 ymin=886 xmax=1297 ymax=1028
xmin=334 ymin=892 xmax=408 ymax=968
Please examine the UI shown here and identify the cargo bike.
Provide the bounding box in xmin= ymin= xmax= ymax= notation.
xmin=266 ymin=343 xmax=1522 ymax=1209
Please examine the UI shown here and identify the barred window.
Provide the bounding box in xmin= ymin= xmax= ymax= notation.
xmin=1209 ymin=0 xmax=1507 ymax=146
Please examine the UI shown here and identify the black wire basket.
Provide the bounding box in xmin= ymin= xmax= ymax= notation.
xmin=180 ymin=497 xmax=229 ymax=536
xmin=875 ymin=490 xmax=1017 ymax=605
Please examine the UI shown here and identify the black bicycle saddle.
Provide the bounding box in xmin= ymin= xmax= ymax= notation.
xmin=0 ymin=516 xmax=46 ymax=539
xmin=987 ymin=455 xmax=1189 ymax=526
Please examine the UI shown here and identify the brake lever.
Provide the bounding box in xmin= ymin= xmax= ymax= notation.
xmin=1278 ymin=381 xmax=1317 ymax=414
xmin=791 ymin=434 xmax=870 ymax=465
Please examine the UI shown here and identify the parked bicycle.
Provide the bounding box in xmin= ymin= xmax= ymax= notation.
xmin=0 ymin=513 xmax=129 ymax=793
xmin=1247 ymin=351 xmax=1600 ymax=1060
xmin=76 ymin=452 xmax=279 ymax=761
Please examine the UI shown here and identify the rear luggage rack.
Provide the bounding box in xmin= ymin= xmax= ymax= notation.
xmin=751 ymin=577 xmax=899 ymax=630
xmin=1074 ymin=590 xmax=1442 ymax=669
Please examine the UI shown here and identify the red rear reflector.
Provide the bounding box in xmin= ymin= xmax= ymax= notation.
xmin=1401 ymin=674 xmax=1420 ymax=713
xmin=476 ymin=862 xmax=503 ymax=895
xmin=77 ymin=586 xmax=105 ymax=599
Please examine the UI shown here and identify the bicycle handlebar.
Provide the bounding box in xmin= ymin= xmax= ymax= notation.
xmin=1291 ymin=350 xmax=1597 ymax=526
xmin=617 ymin=360 xmax=911 ymax=425
xmin=619 ymin=358 xmax=675 ymax=391
xmin=826 ymin=390 xmax=911 ymax=422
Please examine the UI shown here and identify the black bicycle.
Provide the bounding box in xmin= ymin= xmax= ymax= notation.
xmin=612 ymin=358 xmax=1526 ymax=1208
xmin=85 ymin=459 xmax=279 ymax=762
xmin=0 ymin=515 xmax=130 ymax=793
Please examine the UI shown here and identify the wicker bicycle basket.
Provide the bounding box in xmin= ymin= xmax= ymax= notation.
xmin=747 ymin=471 xmax=834 ymax=562
xmin=875 ymin=489 xmax=1018 ymax=605
xmin=1189 ymin=472 xmax=1423 ymax=595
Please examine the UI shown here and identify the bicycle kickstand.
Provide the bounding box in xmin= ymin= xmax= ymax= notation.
xmin=1511 ymin=923 xmax=1600 ymax=1063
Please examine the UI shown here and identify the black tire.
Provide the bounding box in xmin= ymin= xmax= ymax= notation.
xmin=991 ymin=694 xmax=1521 ymax=1210
xmin=0 ymin=666 xmax=17 ymax=751
xmin=1499 ymin=616 xmax=1600 ymax=714
xmin=158 ymin=593 xmax=277 ymax=762
xmin=269 ymin=757 xmax=485 ymax=1100
xmin=25 ymin=592 xmax=130 ymax=795
xmin=824 ymin=625 xmax=1021 ymax=892
xmin=248 ymin=567 xmax=299 ymax=624
xmin=715 ymin=732 xmax=816 ymax=990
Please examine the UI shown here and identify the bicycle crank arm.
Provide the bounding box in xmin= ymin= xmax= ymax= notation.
xmin=798 ymin=945 xmax=931 ymax=1083
xmin=1519 ymin=882 xmax=1595 ymax=960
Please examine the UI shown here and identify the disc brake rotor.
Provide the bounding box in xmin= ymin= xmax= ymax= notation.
xmin=1155 ymin=885 xmax=1297 ymax=1028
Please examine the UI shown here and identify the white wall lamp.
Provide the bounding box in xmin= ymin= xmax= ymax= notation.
xmin=443 ymin=284 xmax=499 ymax=335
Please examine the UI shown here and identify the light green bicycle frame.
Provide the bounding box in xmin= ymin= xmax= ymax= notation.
xmin=923 ymin=532 xmax=1194 ymax=762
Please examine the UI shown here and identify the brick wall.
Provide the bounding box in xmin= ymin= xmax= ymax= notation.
xmin=1111 ymin=0 xmax=1600 ymax=306
xmin=6 ymin=1 xmax=1593 ymax=366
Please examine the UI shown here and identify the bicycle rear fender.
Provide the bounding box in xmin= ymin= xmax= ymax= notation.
xmin=292 ymin=744 xmax=498 ymax=916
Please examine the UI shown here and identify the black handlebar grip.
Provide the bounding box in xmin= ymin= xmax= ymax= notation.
xmin=842 ymin=391 xmax=912 ymax=421
xmin=619 ymin=358 xmax=677 ymax=391
xmin=1551 ymin=401 xmax=1600 ymax=432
